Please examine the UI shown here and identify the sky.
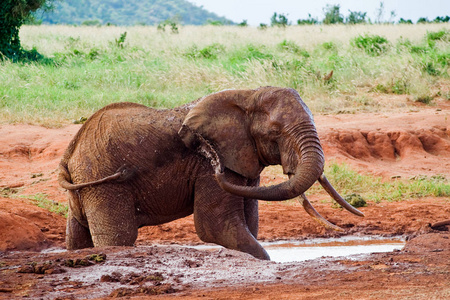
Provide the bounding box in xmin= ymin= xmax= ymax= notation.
xmin=187 ymin=0 xmax=450 ymax=26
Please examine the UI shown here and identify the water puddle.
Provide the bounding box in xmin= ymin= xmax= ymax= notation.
xmin=263 ymin=236 xmax=405 ymax=263
xmin=191 ymin=236 xmax=405 ymax=263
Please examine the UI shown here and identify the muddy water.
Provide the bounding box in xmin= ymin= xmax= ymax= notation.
xmin=191 ymin=236 xmax=406 ymax=263
xmin=263 ymin=236 xmax=405 ymax=263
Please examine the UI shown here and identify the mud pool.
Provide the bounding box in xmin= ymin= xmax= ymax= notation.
xmin=191 ymin=236 xmax=406 ymax=263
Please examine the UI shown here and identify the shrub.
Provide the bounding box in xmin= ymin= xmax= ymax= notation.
xmin=81 ymin=20 xmax=101 ymax=26
xmin=297 ymin=14 xmax=318 ymax=25
xmin=114 ymin=32 xmax=127 ymax=48
xmin=237 ymin=20 xmax=248 ymax=27
xmin=270 ymin=13 xmax=290 ymax=27
xmin=426 ymin=29 xmax=449 ymax=42
xmin=321 ymin=42 xmax=337 ymax=51
xmin=157 ymin=20 xmax=179 ymax=34
xmin=278 ymin=40 xmax=310 ymax=57
xmin=398 ymin=18 xmax=413 ymax=24
xmin=323 ymin=4 xmax=343 ymax=24
xmin=258 ymin=23 xmax=268 ymax=30
xmin=185 ymin=43 xmax=225 ymax=60
xmin=352 ymin=34 xmax=390 ymax=56
xmin=346 ymin=10 xmax=367 ymax=24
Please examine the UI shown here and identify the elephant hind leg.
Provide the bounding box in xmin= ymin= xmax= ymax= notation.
xmin=83 ymin=188 xmax=138 ymax=247
xmin=66 ymin=211 xmax=94 ymax=250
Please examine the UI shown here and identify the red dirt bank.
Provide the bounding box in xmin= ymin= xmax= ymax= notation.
xmin=0 ymin=107 xmax=449 ymax=299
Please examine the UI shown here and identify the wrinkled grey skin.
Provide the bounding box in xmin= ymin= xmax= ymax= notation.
xmin=59 ymin=87 xmax=328 ymax=260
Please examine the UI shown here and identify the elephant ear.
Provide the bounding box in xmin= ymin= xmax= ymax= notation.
xmin=179 ymin=90 xmax=263 ymax=179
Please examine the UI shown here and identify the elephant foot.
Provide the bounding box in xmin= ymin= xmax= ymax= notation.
xmin=66 ymin=216 xmax=94 ymax=250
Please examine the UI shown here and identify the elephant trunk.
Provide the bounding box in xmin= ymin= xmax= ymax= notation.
xmin=215 ymin=123 xmax=324 ymax=201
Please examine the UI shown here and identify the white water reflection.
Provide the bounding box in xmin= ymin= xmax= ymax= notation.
xmin=191 ymin=236 xmax=406 ymax=263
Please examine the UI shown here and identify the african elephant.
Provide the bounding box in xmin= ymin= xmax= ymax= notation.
xmin=58 ymin=87 xmax=363 ymax=260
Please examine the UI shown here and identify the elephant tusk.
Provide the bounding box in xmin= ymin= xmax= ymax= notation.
xmin=298 ymin=194 xmax=344 ymax=232
xmin=318 ymin=174 xmax=365 ymax=217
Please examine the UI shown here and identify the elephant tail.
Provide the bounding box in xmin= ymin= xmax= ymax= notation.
xmin=58 ymin=164 xmax=135 ymax=190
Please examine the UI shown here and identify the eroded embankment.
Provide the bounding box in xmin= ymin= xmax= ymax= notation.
xmin=316 ymin=110 xmax=450 ymax=177
xmin=322 ymin=127 xmax=449 ymax=160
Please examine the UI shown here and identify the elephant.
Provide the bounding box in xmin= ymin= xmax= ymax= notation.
xmin=58 ymin=87 xmax=363 ymax=260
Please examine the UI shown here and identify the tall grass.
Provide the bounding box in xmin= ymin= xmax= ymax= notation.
xmin=0 ymin=24 xmax=449 ymax=126
xmin=313 ymin=163 xmax=450 ymax=202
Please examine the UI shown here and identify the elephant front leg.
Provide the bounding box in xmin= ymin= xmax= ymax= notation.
xmin=194 ymin=173 xmax=270 ymax=260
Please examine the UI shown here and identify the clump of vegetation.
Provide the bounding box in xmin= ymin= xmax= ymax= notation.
xmin=86 ymin=253 xmax=107 ymax=263
xmin=115 ymin=32 xmax=127 ymax=48
xmin=297 ymin=14 xmax=318 ymax=25
xmin=157 ymin=20 xmax=179 ymax=34
xmin=258 ymin=23 xmax=268 ymax=30
xmin=426 ymin=29 xmax=449 ymax=42
xmin=344 ymin=193 xmax=367 ymax=207
xmin=237 ymin=20 xmax=248 ymax=27
xmin=185 ymin=43 xmax=225 ymax=60
xmin=331 ymin=193 xmax=367 ymax=209
xmin=323 ymin=4 xmax=344 ymax=24
xmin=0 ymin=187 xmax=19 ymax=197
xmin=81 ymin=20 xmax=101 ymax=26
xmin=271 ymin=13 xmax=290 ymax=27
xmin=346 ymin=10 xmax=367 ymax=24
xmin=320 ymin=163 xmax=450 ymax=203
xmin=278 ymin=40 xmax=309 ymax=57
xmin=352 ymin=34 xmax=390 ymax=56
xmin=23 ymin=193 xmax=68 ymax=217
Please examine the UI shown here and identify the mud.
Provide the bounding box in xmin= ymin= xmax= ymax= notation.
xmin=0 ymin=104 xmax=449 ymax=299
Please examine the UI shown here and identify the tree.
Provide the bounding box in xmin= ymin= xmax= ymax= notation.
xmin=297 ymin=14 xmax=318 ymax=25
xmin=433 ymin=16 xmax=450 ymax=23
xmin=375 ymin=1 xmax=384 ymax=23
xmin=346 ymin=10 xmax=367 ymax=24
xmin=237 ymin=20 xmax=248 ymax=27
xmin=398 ymin=18 xmax=413 ymax=24
xmin=271 ymin=12 xmax=290 ymax=27
xmin=417 ymin=17 xmax=430 ymax=24
xmin=0 ymin=0 xmax=55 ymax=61
xmin=323 ymin=5 xmax=343 ymax=24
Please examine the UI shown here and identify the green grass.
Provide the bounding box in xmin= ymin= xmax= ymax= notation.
xmin=0 ymin=24 xmax=449 ymax=126
xmin=21 ymin=193 xmax=69 ymax=217
xmin=313 ymin=163 xmax=450 ymax=203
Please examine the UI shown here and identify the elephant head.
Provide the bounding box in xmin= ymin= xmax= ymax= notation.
xmin=179 ymin=87 xmax=363 ymax=229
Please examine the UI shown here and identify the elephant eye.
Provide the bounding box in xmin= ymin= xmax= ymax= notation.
xmin=269 ymin=123 xmax=281 ymax=136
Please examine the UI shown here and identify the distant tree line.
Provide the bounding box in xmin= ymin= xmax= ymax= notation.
xmin=255 ymin=4 xmax=450 ymax=28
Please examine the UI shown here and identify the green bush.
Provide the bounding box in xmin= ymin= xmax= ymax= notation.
xmin=270 ymin=12 xmax=290 ymax=27
xmin=321 ymin=42 xmax=337 ymax=51
xmin=352 ymin=34 xmax=390 ymax=56
xmin=277 ymin=40 xmax=310 ymax=57
xmin=426 ymin=29 xmax=449 ymax=42
xmin=185 ymin=43 xmax=225 ymax=59
xmin=81 ymin=20 xmax=101 ymax=26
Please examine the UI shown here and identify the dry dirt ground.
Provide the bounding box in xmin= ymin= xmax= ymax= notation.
xmin=0 ymin=102 xmax=449 ymax=299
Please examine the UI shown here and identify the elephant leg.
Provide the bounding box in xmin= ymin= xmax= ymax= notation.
xmin=66 ymin=210 xmax=94 ymax=250
xmin=194 ymin=173 xmax=270 ymax=260
xmin=82 ymin=187 xmax=138 ymax=247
